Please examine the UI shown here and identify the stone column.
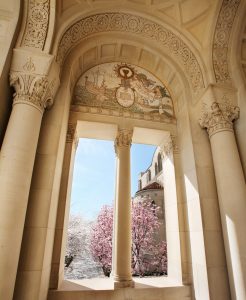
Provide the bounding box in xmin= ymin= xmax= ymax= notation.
xmin=0 ymin=72 xmax=54 ymax=300
xmin=112 ymin=129 xmax=134 ymax=288
xmin=200 ymin=101 xmax=246 ymax=300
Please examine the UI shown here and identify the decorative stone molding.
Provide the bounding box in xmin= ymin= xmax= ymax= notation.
xmin=10 ymin=72 xmax=55 ymax=113
xmin=115 ymin=129 xmax=133 ymax=149
xmin=199 ymin=101 xmax=239 ymax=137
xmin=159 ymin=134 xmax=179 ymax=159
xmin=212 ymin=0 xmax=241 ymax=83
xmin=66 ymin=123 xmax=76 ymax=143
xmin=21 ymin=0 xmax=50 ymax=50
xmin=56 ymin=13 xmax=204 ymax=93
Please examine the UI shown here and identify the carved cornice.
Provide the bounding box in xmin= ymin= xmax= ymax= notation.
xmin=21 ymin=0 xmax=50 ymax=50
xmin=10 ymin=72 xmax=55 ymax=113
xmin=212 ymin=0 xmax=241 ymax=83
xmin=115 ymin=129 xmax=133 ymax=149
xmin=56 ymin=13 xmax=204 ymax=93
xmin=159 ymin=135 xmax=179 ymax=160
xmin=199 ymin=101 xmax=239 ymax=137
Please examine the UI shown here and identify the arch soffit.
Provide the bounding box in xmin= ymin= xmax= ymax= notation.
xmin=61 ymin=35 xmax=190 ymax=115
xmin=54 ymin=11 xmax=208 ymax=95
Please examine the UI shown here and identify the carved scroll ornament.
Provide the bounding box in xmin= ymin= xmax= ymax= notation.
xmin=21 ymin=0 xmax=50 ymax=50
xmin=199 ymin=102 xmax=239 ymax=137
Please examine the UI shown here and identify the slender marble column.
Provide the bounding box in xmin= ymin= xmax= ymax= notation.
xmin=200 ymin=101 xmax=246 ymax=300
xmin=0 ymin=72 xmax=53 ymax=300
xmin=113 ymin=129 xmax=134 ymax=288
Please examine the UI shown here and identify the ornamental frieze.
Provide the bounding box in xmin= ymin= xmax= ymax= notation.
xmin=56 ymin=13 xmax=204 ymax=93
xmin=212 ymin=0 xmax=241 ymax=83
xmin=21 ymin=0 xmax=50 ymax=50
xmin=199 ymin=101 xmax=239 ymax=137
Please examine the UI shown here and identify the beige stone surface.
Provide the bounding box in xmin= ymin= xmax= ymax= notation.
xmin=1 ymin=0 xmax=246 ymax=300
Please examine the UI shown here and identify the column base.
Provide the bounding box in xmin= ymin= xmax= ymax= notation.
xmin=114 ymin=280 xmax=135 ymax=289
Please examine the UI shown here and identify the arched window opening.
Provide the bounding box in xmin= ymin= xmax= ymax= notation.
xmin=148 ymin=169 xmax=151 ymax=182
xmin=138 ymin=180 xmax=142 ymax=190
xmin=155 ymin=162 xmax=158 ymax=176
xmin=158 ymin=153 xmax=162 ymax=172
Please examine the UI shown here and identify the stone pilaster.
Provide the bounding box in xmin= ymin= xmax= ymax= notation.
xmin=199 ymin=101 xmax=246 ymax=300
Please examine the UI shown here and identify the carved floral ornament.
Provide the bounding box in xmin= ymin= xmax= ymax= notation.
xmin=212 ymin=0 xmax=241 ymax=83
xmin=56 ymin=13 xmax=204 ymax=93
xmin=10 ymin=72 xmax=55 ymax=113
xmin=199 ymin=101 xmax=239 ymax=138
xmin=21 ymin=0 xmax=50 ymax=50
xmin=66 ymin=122 xmax=78 ymax=145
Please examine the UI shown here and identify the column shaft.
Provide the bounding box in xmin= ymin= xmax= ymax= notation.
xmin=113 ymin=129 xmax=133 ymax=288
xmin=0 ymin=103 xmax=42 ymax=300
xmin=200 ymin=101 xmax=246 ymax=300
xmin=210 ymin=130 xmax=246 ymax=300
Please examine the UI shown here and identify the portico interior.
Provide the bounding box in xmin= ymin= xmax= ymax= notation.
xmin=0 ymin=1 xmax=246 ymax=300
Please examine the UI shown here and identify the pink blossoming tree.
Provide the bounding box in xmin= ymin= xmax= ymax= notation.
xmin=90 ymin=202 xmax=167 ymax=277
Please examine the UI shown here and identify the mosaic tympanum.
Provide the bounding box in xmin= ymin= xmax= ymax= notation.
xmin=72 ymin=62 xmax=175 ymax=122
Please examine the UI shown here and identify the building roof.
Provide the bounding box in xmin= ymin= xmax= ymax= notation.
xmin=137 ymin=182 xmax=163 ymax=193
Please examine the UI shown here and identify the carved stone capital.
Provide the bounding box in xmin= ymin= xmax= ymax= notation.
xmin=159 ymin=135 xmax=179 ymax=160
xmin=115 ymin=129 xmax=133 ymax=153
xmin=199 ymin=102 xmax=239 ymax=138
xmin=10 ymin=72 xmax=55 ymax=113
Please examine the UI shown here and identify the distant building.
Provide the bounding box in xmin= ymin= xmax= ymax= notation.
xmin=133 ymin=148 xmax=166 ymax=241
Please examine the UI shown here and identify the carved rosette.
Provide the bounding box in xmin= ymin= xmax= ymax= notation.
xmin=199 ymin=102 xmax=239 ymax=138
xmin=22 ymin=0 xmax=50 ymax=49
xmin=159 ymin=135 xmax=179 ymax=160
xmin=10 ymin=72 xmax=54 ymax=113
xmin=115 ymin=129 xmax=133 ymax=154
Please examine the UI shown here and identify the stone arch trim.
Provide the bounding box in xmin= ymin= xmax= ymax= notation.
xmin=56 ymin=12 xmax=205 ymax=93
xmin=17 ymin=0 xmax=55 ymax=52
xmin=212 ymin=0 xmax=241 ymax=84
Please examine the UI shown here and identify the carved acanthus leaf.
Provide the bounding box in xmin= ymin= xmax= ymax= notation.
xmin=10 ymin=72 xmax=55 ymax=112
xmin=115 ymin=129 xmax=133 ymax=148
xmin=199 ymin=101 xmax=239 ymax=137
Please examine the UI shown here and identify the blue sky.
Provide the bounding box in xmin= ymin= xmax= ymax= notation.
xmin=70 ymin=138 xmax=156 ymax=220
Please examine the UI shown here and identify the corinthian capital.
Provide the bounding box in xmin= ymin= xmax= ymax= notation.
xmin=199 ymin=102 xmax=239 ymax=137
xmin=10 ymin=72 xmax=55 ymax=113
xmin=115 ymin=129 xmax=133 ymax=149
